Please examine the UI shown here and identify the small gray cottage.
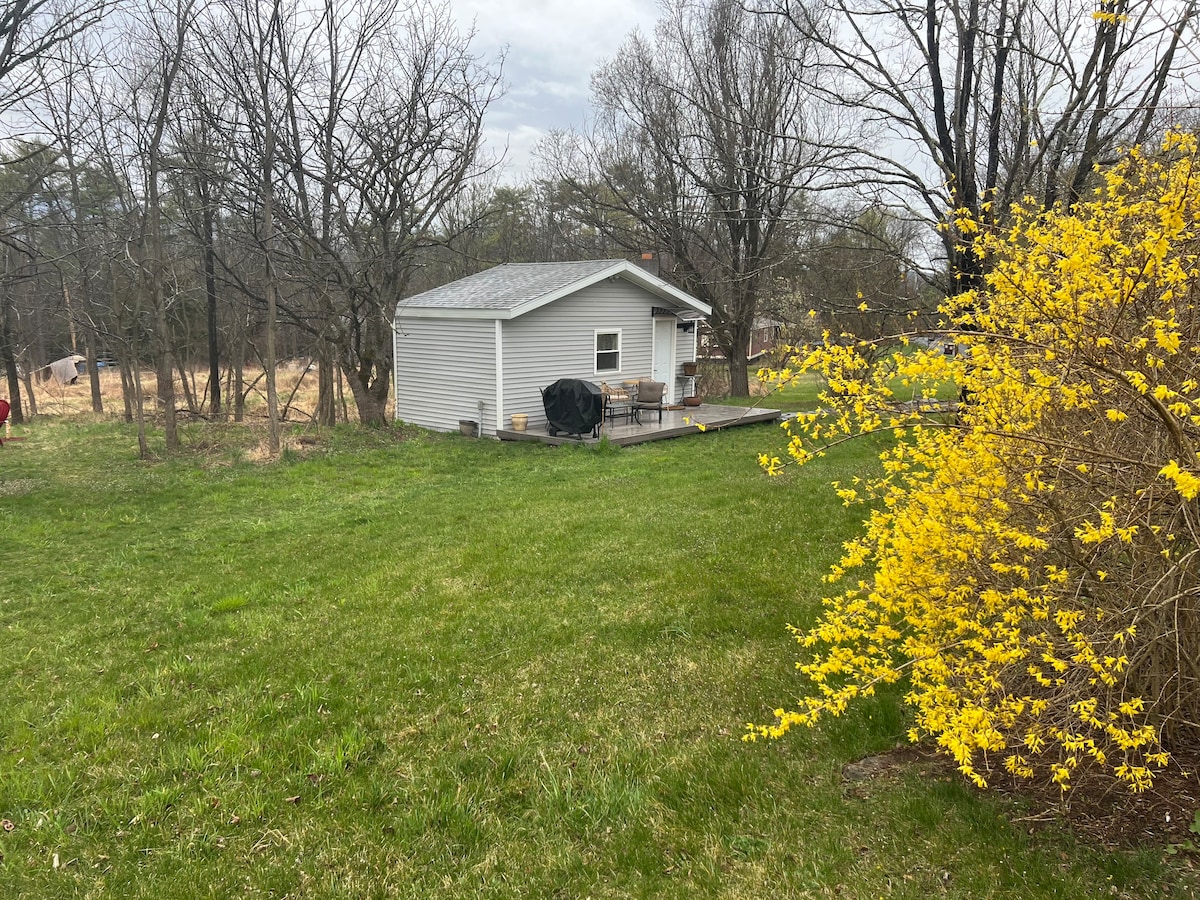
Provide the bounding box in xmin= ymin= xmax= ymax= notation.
xmin=393 ymin=259 xmax=712 ymax=437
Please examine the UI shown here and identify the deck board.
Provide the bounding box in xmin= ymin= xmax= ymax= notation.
xmin=496 ymin=403 xmax=781 ymax=446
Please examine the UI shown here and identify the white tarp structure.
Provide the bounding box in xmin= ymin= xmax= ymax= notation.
xmin=48 ymin=355 xmax=85 ymax=384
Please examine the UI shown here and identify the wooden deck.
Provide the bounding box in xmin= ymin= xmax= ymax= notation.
xmin=496 ymin=403 xmax=781 ymax=446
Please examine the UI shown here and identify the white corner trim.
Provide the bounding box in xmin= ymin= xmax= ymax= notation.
xmin=495 ymin=319 xmax=504 ymax=432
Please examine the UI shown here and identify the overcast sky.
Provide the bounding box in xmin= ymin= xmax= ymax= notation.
xmin=449 ymin=0 xmax=663 ymax=181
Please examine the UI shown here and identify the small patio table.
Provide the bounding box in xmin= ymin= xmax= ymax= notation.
xmin=602 ymin=387 xmax=635 ymax=424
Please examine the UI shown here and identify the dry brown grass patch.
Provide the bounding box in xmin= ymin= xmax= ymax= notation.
xmin=20 ymin=362 xmax=356 ymax=425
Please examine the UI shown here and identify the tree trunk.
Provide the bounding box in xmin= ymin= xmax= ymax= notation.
xmin=142 ymin=0 xmax=193 ymax=452
xmin=147 ymin=161 xmax=178 ymax=447
xmin=1 ymin=288 xmax=24 ymax=424
xmin=61 ymin=99 xmax=105 ymax=415
xmin=255 ymin=8 xmax=281 ymax=455
xmin=129 ymin=331 xmax=149 ymax=460
xmin=202 ymin=192 xmax=221 ymax=419
xmin=343 ymin=367 xmax=388 ymax=426
xmin=84 ymin=328 xmax=103 ymax=413
xmin=337 ymin=363 xmax=347 ymax=422
xmin=117 ymin=352 xmax=133 ymax=423
xmin=317 ymin=341 xmax=335 ymax=426
xmin=264 ymin=276 xmax=280 ymax=452
xmin=726 ymin=337 xmax=750 ymax=397
xmin=233 ymin=322 xmax=245 ymax=422
xmin=154 ymin=305 xmax=178 ymax=449
xmin=19 ymin=365 xmax=35 ymax=419
xmin=176 ymin=354 xmax=197 ymax=413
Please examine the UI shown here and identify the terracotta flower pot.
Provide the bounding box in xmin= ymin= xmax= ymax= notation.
xmin=683 ymin=396 xmax=702 ymax=407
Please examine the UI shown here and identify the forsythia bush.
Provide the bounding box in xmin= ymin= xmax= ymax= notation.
xmin=752 ymin=133 xmax=1200 ymax=793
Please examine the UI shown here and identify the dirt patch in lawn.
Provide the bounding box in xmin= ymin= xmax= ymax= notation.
xmin=842 ymin=743 xmax=1200 ymax=854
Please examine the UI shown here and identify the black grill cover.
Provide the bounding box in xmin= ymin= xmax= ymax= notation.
xmin=541 ymin=379 xmax=603 ymax=436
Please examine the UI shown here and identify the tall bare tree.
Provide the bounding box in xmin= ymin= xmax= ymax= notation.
xmin=0 ymin=144 xmax=56 ymax=424
xmin=202 ymin=0 xmax=502 ymax=426
xmin=0 ymin=0 xmax=108 ymax=112
xmin=203 ymin=0 xmax=287 ymax=450
xmin=544 ymin=0 xmax=843 ymax=396
xmin=123 ymin=0 xmax=198 ymax=454
xmin=50 ymin=0 xmax=202 ymax=454
xmin=0 ymin=0 xmax=108 ymax=419
xmin=168 ymin=68 xmax=232 ymax=421
xmin=32 ymin=29 xmax=112 ymax=415
xmin=772 ymin=0 xmax=1200 ymax=288
xmin=785 ymin=204 xmax=927 ymax=338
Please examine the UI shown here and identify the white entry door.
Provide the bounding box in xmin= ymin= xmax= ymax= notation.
xmin=651 ymin=318 xmax=675 ymax=402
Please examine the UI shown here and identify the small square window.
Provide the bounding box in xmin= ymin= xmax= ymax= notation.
xmin=595 ymin=331 xmax=620 ymax=372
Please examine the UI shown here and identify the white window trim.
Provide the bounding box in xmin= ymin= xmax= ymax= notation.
xmin=594 ymin=328 xmax=622 ymax=375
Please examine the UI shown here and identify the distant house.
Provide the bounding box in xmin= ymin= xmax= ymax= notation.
xmin=698 ymin=317 xmax=784 ymax=363
xmin=392 ymin=260 xmax=712 ymax=437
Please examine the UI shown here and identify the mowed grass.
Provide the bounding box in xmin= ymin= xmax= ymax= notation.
xmin=0 ymin=420 xmax=1189 ymax=898
xmin=708 ymin=351 xmax=961 ymax=413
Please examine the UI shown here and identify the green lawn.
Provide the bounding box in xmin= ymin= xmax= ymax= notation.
xmin=717 ymin=373 xmax=827 ymax=412
xmin=705 ymin=351 xmax=960 ymax=413
xmin=0 ymin=420 xmax=1190 ymax=897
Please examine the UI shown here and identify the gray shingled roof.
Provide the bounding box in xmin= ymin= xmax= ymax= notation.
xmin=400 ymin=260 xmax=626 ymax=310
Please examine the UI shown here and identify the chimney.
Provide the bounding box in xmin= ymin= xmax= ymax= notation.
xmin=633 ymin=251 xmax=660 ymax=276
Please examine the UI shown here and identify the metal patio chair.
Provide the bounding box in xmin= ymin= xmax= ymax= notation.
xmin=632 ymin=380 xmax=666 ymax=424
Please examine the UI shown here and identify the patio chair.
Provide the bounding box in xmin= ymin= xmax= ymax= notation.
xmin=633 ymin=380 xmax=666 ymax=424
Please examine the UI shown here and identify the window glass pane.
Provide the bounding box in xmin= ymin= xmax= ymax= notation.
xmin=596 ymin=332 xmax=619 ymax=371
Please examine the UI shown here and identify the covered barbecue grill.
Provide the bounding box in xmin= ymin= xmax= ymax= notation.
xmin=541 ymin=378 xmax=603 ymax=438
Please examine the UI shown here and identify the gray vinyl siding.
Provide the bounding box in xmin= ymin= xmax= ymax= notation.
xmin=393 ymin=278 xmax=703 ymax=437
xmin=500 ymin=281 xmax=658 ymax=433
xmin=394 ymin=317 xmax=498 ymax=435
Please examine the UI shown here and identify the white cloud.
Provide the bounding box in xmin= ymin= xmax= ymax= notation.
xmin=450 ymin=0 xmax=660 ymax=180
xmin=482 ymin=123 xmax=547 ymax=181
xmin=455 ymin=0 xmax=657 ymax=68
